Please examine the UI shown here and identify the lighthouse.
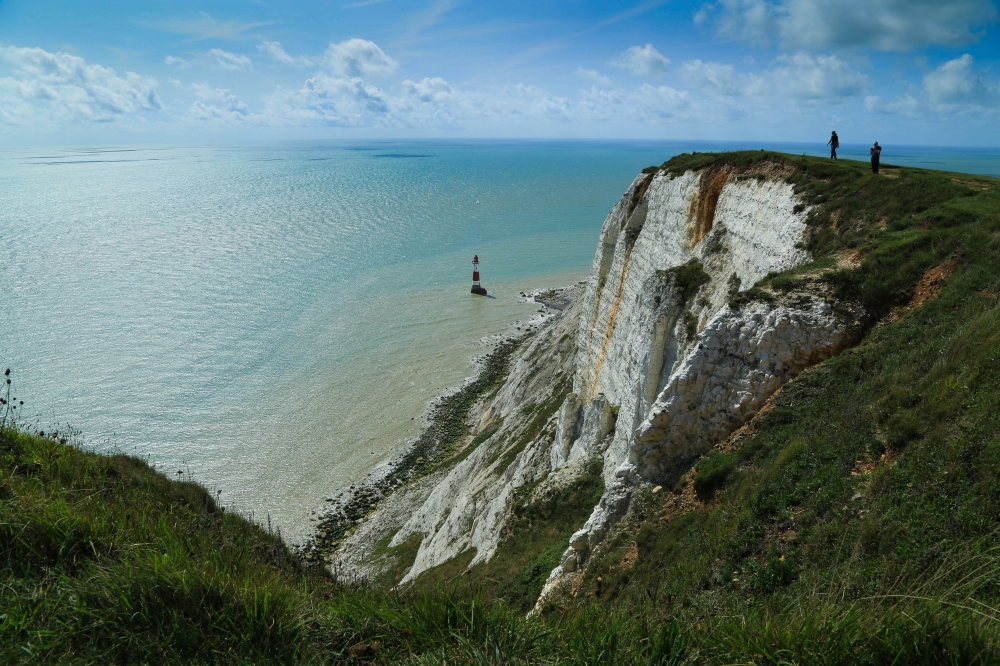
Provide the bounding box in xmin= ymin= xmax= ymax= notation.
xmin=471 ymin=255 xmax=487 ymax=295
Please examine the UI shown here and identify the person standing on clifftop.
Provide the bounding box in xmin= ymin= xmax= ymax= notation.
xmin=827 ymin=131 xmax=839 ymax=159
xmin=870 ymin=141 xmax=882 ymax=174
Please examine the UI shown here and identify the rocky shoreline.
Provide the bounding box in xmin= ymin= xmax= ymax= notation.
xmin=297 ymin=328 xmax=534 ymax=566
xmin=297 ymin=284 xmax=584 ymax=569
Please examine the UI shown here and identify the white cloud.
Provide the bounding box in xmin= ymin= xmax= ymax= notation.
xmin=865 ymin=94 xmax=920 ymax=116
xmin=680 ymin=60 xmax=745 ymax=96
xmin=923 ymin=54 xmax=999 ymax=108
xmin=401 ymin=76 xmax=453 ymax=104
xmin=635 ymin=84 xmax=690 ymax=118
xmin=682 ymin=52 xmax=868 ymax=100
xmin=165 ymin=55 xmax=192 ymax=69
xmin=394 ymin=77 xmax=458 ymax=126
xmin=613 ymin=44 xmax=670 ymax=77
xmin=257 ymin=41 xmax=313 ymax=67
xmin=766 ymin=52 xmax=868 ymax=99
xmin=165 ymin=49 xmax=254 ymax=71
xmin=578 ymin=83 xmax=690 ymax=122
xmin=264 ymin=74 xmax=391 ymax=126
xmin=138 ymin=12 xmax=277 ymax=41
xmin=188 ymin=83 xmax=252 ymax=122
xmin=702 ymin=0 xmax=998 ymax=51
xmin=324 ymin=38 xmax=397 ymax=78
xmin=576 ymin=67 xmax=613 ymax=87
xmin=862 ymin=55 xmax=999 ymax=117
xmin=208 ymin=49 xmax=252 ymax=71
xmin=0 ymin=44 xmax=160 ymax=124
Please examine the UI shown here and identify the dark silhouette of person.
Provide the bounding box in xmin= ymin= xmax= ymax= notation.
xmin=827 ymin=131 xmax=839 ymax=159
xmin=870 ymin=142 xmax=882 ymax=174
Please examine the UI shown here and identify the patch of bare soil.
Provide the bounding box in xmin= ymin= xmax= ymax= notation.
xmin=877 ymin=258 xmax=958 ymax=327
xmin=688 ymin=167 xmax=730 ymax=248
xmin=837 ymin=247 xmax=864 ymax=269
xmin=952 ymin=177 xmax=995 ymax=191
xmin=619 ymin=541 xmax=639 ymax=570
xmin=687 ymin=161 xmax=797 ymax=251
xmin=910 ymin=259 xmax=958 ymax=309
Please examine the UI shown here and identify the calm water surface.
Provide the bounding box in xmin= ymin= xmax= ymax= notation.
xmin=2 ymin=140 xmax=996 ymax=539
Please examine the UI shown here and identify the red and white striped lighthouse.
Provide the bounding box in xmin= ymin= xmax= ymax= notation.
xmin=471 ymin=254 xmax=487 ymax=295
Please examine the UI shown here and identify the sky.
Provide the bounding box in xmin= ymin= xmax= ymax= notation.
xmin=0 ymin=0 xmax=998 ymax=145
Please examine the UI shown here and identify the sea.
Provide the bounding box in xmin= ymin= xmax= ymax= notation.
xmin=2 ymin=139 xmax=998 ymax=541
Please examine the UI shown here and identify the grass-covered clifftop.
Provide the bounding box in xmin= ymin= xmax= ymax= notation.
xmin=556 ymin=152 xmax=1000 ymax=661
xmin=5 ymin=151 xmax=1000 ymax=664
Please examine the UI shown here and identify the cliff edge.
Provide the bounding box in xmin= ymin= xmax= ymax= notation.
xmin=332 ymin=152 xmax=864 ymax=595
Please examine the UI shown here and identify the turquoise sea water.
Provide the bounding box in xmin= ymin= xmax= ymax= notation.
xmin=2 ymin=140 xmax=997 ymax=539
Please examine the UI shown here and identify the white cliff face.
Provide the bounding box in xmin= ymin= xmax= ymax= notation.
xmin=386 ymin=291 xmax=584 ymax=585
xmin=574 ymin=166 xmax=812 ymax=487
xmin=536 ymin=164 xmax=863 ymax=606
xmin=631 ymin=298 xmax=859 ymax=478
xmin=336 ymin=162 xmax=863 ymax=605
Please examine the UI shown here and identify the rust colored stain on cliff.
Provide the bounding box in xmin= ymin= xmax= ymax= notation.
xmin=688 ymin=167 xmax=730 ymax=249
xmin=589 ymin=246 xmax=633 ymax=400
xmin=585 ymin=175 xmax=650 ymax=393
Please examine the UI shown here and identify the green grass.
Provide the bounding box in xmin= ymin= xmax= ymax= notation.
xmin=565 ymin=151 xmax=1000 ymax=662
xmin=0 ymin=425 xmax=317 ymax=663
xmin=0 ymin=423 xmax=690 ymax=664
xmin=6 ymin=151 xmax=1000 ymax=663
xmin=455 ymin=456 xmax=606 ymax=613
xmin=658 ymin=258 xmax=711 ymax=307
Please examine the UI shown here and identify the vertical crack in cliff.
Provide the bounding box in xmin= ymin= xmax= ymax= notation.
xmin=688 ymin=167 xmax=730 ymax=249
xmin=588 ymin=247 xmax=634 ymax=401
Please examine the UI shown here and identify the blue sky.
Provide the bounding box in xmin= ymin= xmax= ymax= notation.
xmin=0 ymin=0 xmax=998 ymax=145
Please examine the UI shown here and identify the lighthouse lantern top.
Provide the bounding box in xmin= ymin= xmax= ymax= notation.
xmin=473 ymin=254 xmax=479 ymax=264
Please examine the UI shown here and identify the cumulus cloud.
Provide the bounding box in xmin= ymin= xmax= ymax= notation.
xmin=324 ymin=38 xmax=397 ymax=77
xmin=923 ymin=54 xmax=999 ymax=108
xmin=700 ymin=0 xmax=998 ymax=51
xmin=188 ymin=83 xmax=252 ymax=122
xmin=766 ymin=52 xmax=868 ymax=98
xmin=613 ymin=44 xmax=671 ymax=76
xmin=257 ymin=41 xmax=313 ymax=67
xmin=208 ymin=49 xmax=252 ymax=71
xmin=576 ymin=67 xmax=613 ymax=87
xmin=862 ymin=55 xmax=999 ymax=117
xmin=259 ymin=39 xmax=398 ymax=127
xmin=264 ymin=74 xmax=391 ymax=126
xmin=0 ymin=44 xmax=160 ymax=124
xmin=682 ymin=52 xmax=868 ymax=100
xmin=393 ymin=77 xmax=459 ymax=126
xmin=401 ymin=76 xmax=453 ymax=104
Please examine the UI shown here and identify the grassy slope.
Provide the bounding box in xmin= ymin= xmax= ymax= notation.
xmin=562 ymin=152 xmax=1000 ymax=663
xmin=4 ymin=151 xmax=1000 ymax=664
xmin=0 ymin=426 xmax=685 ymax=664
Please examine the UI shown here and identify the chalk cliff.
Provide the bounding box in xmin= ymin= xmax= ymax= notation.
xmin=333 ymin=160 xmax=863 ymax=603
